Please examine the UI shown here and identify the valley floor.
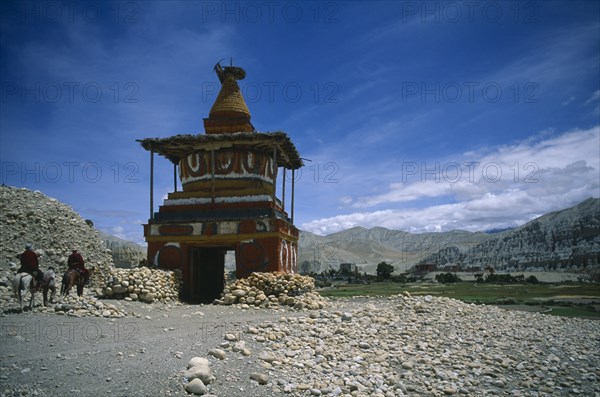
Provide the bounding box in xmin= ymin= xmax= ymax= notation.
xmin=319 ymin=281 xmax=600 ymax=319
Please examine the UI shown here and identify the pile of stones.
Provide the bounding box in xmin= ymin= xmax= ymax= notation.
xmin=182 ymin=356 xmax=216 ymax=396
xmin=52 ymin=294 xmax=130 ymax=317
xmin=216 ymin=272 xmax=326 ymax=310
xmin=0 ymin=186 xmax=114 ymax=285
xmin=99 ymin=267 xmax=182 ymax=303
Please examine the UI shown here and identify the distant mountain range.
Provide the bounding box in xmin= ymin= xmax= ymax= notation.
xmin=298 ymin=198 xmax=600 ymax=274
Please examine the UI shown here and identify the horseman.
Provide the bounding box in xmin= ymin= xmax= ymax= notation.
xmin=16 ymin=243 xmax=43 ymax=285
xmin=67 ymin=249 xmax=89 ymax=285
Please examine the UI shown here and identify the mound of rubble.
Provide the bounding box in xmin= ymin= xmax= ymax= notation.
xmin=52 ymin=294 xmax=130 ymax=317
xmin=0 ymin=186 xmax=113 ymax=285
xmin=99 ymin=267 xmax=182 ymax=303
xmin=216 ymin=272 xmax=326 ymax=310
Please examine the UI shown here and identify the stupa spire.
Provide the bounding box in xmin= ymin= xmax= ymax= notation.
xmin=204 ymin=61 xmax=254 ymax=134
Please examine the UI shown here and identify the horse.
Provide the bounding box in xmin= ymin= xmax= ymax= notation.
xmin=11 ymin=272 xmax=37 ymax=311
xmin=41 ymin=269 xmax=57 ymax=306
xmin=61 ymin=269 xmax=85 ymax=297
xmin=11 ymin=270 xmax=57 ymax=310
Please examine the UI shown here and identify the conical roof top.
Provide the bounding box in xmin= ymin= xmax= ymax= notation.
xmin=204 ymin=63 xmax=254 ymax=134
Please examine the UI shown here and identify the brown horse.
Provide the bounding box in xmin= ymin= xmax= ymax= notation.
xmin=61 ymin=269 xmax=85 ymax=297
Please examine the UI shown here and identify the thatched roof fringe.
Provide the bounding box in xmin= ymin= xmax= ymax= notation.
xmin=137 ymin=131 xmax=303 ymax=169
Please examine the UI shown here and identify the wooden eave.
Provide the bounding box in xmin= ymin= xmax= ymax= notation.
xmin=137 ymin=131 xmax=303 ymax=169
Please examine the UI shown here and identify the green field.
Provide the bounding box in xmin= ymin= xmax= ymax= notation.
xmin=318 ymin=281 xmax=600 ymax=318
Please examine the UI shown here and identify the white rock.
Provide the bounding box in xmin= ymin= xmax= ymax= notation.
xmin=259 ymin=352 xmax=277 ymax=363
xmin=188 ymin=357 xmax=210 ymax=368
xmin=183 ymin=365 xmax=214 ymax=384
xmin=208 ymin=348 xmax=226 ymax=360
xmin=250 ymin=372 xmax=269 ymax=385
xmin=185 ymin=378 xmax=208 ymax=395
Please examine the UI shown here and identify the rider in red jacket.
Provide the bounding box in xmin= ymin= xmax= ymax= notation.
xmin=17 ymin=243 xmax=43 ymax=284
xmin=68 ymin=249 xmax=89 ymax=285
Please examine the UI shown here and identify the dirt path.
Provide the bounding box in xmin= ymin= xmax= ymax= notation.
xmin=0 ymin=301 xmax=297 ymax=396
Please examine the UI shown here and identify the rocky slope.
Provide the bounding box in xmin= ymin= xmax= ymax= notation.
xmin=459 ymin=198 xmax=600 ymax=272
xmin=0 ymin=186 xmax=113 ymax=284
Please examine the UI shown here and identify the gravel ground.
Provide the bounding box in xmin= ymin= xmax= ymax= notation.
xmin=0 ymin=298 xmax=292 ymax=397
xmin=1 ymin=294 xmax=599 ymax=397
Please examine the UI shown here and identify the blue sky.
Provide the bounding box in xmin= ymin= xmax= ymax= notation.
xmin=1 ymin=1 xmax=599 ymax=244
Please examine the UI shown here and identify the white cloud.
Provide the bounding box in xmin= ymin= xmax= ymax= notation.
xmin=339 ymin=196 xmax=353 ymax=205
xmin=586 ymin=90 xmax=600 ymax=115
xmin=302 ymin=126 xmax=600 ymax=235
xmin=585 ymin=90 xmax=600 ymax=104
xmin=359 ymin=126 xmax=599 ymax=206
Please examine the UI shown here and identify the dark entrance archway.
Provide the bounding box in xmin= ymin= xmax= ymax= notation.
xmin=189 ymin=247 xmax=227 ymax=303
